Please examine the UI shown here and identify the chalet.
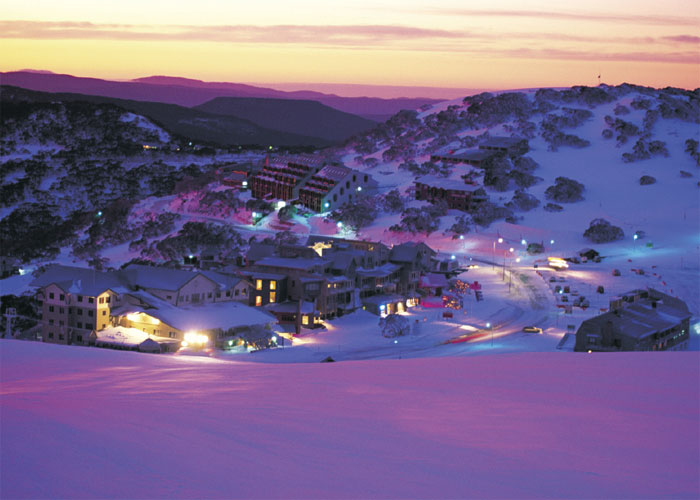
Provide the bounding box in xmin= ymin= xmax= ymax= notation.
xmin=30 ymin=265 xmax=269 ymax=348
xmin=419 ymin=273 xmax=449 ymax=296
xmin=239 ymin=270 xmax=288 ymax=308
xmin=574 ymin=289 xmax=691 ymax=352
xmin=430 ymin=148 xmax=498 ymax=167
xmin=479 ymin=137 xmax=529 ymax=156
xmin=298 ymin=165 xmax=376 ymax=212
xmin=415 ymin=173 xmax=487 ymax=211
xmin=251 ymin=155 xmax=324 ymax=201
xmin=221 ymin=171 xmax=250 ymax=189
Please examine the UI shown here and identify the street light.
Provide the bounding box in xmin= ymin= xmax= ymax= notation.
xmin=493 ymin=237 xmax=504 ymax=269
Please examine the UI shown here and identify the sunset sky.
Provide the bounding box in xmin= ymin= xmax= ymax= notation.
xmin=1 ymin=0 xmax=699 ymax=96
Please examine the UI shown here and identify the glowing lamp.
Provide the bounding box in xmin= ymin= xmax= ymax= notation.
xmin=450 ymin=254 xmax=456 ymax=260
xmin=393 ymin=340 xmax=398 ymax=344
xmin=324 ymin=202 xmax=330 ymax=209
xmin=550 ymin=239 xmax=555 ymax=245
xmin=357 ymin=186 xmax=362 ymax=192
xmin=498 ymin=237 xmax=503 ymax=243
xmin=521 ymin=239 xmax=527 ymax=245
xmin=337 ymin=221 xmax=343 ymax=228
xmin=277 ymin=200 xmax=286 ymax=209
xmin=459 ymin=235 xmax=464 ymax=240
xmin=242 ymin=181 xmax=248 ymax=187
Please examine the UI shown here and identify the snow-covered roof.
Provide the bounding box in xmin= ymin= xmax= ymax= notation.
xmin=357 ymin=263 xmax=401 ymax=278
xmin=119 ymin=290 xmax=276 ymax=331
xmin=122 ymin=264 xmax=210 ymax=291
xmin=30 ymin=265 xmax=123 ymax=296
xmin=389 ymin=242 xmax=436 ymax=263
xmin=361 ymin=294 xmax=406 ymax=306
xmin=314 ymin=165 xmax=351 ymax=182
xmin=265 ymin=301 xmax=315 ymax=314
xmin=420 ymin=273 xmax=450 ymax=288
xmin=239 ymin=270 xmax=287 ymax=280
xmin=480 ymin=136 xmax=526 ymax=148
xmin=415 ymin=174 xmax=481 ymax=191
xmin=255 ymin=257 xmax=330 ymax=271
xmin=94 ymin=327 xmax=178 ymax=348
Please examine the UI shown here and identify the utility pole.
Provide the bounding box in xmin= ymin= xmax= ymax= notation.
xmin=3 ymin=307 xmax=17 ymax=338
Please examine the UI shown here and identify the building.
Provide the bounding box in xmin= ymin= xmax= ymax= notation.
xmin=574 ymin=288 xmax=691 ymax=352
xmin=298 ymin=165 xmax=376 ymax=212
xmin=430 ymin=137 xmax=529 ymax=166
xmin=479 ymin=137 xmax=529 ymax=156
xmin=30 ymin=264 xmax=266 ymax=348
xmin=251 ymin=155 xmax=324 ymax=201
xmin=430 ymin=148 xmax=498 ymax=167
xmin=415 ymin=173 xmax=487 ymax=211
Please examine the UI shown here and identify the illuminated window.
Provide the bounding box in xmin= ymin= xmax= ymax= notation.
xmin=255 ymin=296 xmax=262 ymax=307
xmin=302 ymin=316 xmax=309 ymax=325
xmin=269 ymin=292 xmax=276 ymax=303
xmin=256 ymin=279 xmax=263 ymax=290
xmin=270 ymin=280 xmax=276 ymax=290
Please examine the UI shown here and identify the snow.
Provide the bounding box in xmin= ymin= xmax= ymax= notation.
xmin=2 ymin=339 xmax=698 ymax=499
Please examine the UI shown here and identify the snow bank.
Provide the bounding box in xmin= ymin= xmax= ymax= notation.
xmin=1 ymin=340 xmax=698 ymax=499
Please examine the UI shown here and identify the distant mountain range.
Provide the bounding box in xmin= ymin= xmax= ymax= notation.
xmin=0 ymin=71 xmax=441 ymax=122
xmin=1 ymin=85 xmax=351 ymax=147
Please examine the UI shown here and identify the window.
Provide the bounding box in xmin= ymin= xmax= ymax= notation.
xmin=364 ymin=175 xmax=368 ymax=182
xmin=234 ymin=290 xmax=239 ymax=296
xmin=49 ymin=292 xmax=54 ymax=299
xmin=269 ymin=292 xmax=276 ymax=303
xmin=88 ymin=310 xmax=93 ymax=317
xmin=48 ymin=332 xmax=54 ymax=339
xmin=208 ymin=292 xmax=212 ymax=299
xmin=333 ymin=194 xmax=337 ymax=202
xmin=77 ymin=309 xmax=83 ymax=316
xmin=270 ymin=280 xmax=276 ymax=290
xmin=99 ymin=297 xmax=104 ymax=304
xmin=49 ymin=305 xmax=55 ymax=312
xmin=69 ymin=308 xmax=73 ymax=314
xmin=346 ymin=181 xmax=350 ymax=189
xmin=216 ymin=292 xmax=221 ymax=298
xmin=302 ymin=316 xmax=309 ymax=325
xmin=76 ymin=335 xmax=83 ymax=342
xmin=169 ymin=332 xmax=176 ymax=338
xmin=255 ymin=296 xmax=262 ymax=307
xmin=49 ymin=319 xmax=54 ymax=325
xmin=340 ymin=187 xmax=344 ymax=195
xmin=78 ymin=295 xmax=83 ymax=302
xmin=106 ymin=296 xmax=110 ymax=303
xmin=59 ymin=294 xmax=65 ymax=301
xmin=59 ymin=320 xmax=64 ymax=326
xmin=102 ymin=310 xmax=106 ymax=316
xmin=77 ymin=322 xmax=83 ymax=328
xmin=59 ymin=334 xmax=64 ymax=341
xmin=59 ymin=307 xmax=64 ymax=314
xmin=256 ymin=279 xmax=263 ymax=290
xmin=102 ymin=324 xmax=106 ymax=330
xmin=84 ymin=323 xmax=92 ymax=330
xmin=226 ymin=291 xmax=231 ymax=297
xmin=88 ymin=297 xmax=94 ymax=304
xmin=353 ymin=175 xmax=357 ymax=182
xmin=243 ymin=289 xmax=247 ymax=295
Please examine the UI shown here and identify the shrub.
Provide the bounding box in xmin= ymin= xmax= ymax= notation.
xmin=329 ymin=196 xmax=377 ymax=231
xmin=379 ymin=314 xmax=411 ymax=338
xmin=584 ymin=219 xmax=624 ymax=243
xmin=639 ymin=175 xmax=656 ymax=185
xmin=544 ymin=203 xmax=563 ymax=212
xmin=545 ymin=177 xmax=585 ymax=203
xmin=614 ymin=104 xmax=630 ymax=115
xmin=505 ymin=190 xmax=540 ymax=212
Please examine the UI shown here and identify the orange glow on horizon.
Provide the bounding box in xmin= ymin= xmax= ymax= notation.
xmin=1 ymin=1 xmax=698 ymax=94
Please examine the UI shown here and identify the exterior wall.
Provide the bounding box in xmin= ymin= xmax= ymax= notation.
xmin=415 ymin=182 xmax=477 ymax=211
xmin=321 ymin=172 xmax=373 ymax=212
xmin=175 ymin=275 xmax=219 ymax=306
xmin=575 ymin=316 xmax=690 ymax=352
xmin=40 ymin=286 xmax=116 ymax=345
xmin=118 ymin=313 xmax=182 ymax=340
xmin=249 ymin=277 xmax=288 ymax=307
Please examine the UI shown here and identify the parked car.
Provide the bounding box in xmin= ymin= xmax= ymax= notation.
xmin=522 ymin=326 xmax=543 ymax=334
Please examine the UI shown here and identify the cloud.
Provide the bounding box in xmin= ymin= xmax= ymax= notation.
xmin=423 ymin=8 xmax=700 ymax=27
xmin=0 ymin=21 xmax=463 ymax=45
xmin=1 ymin=20 xmax=697 ymax=65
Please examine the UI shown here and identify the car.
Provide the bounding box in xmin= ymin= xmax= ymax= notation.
xmin=522 ymin=326 xmax=543 ymax=334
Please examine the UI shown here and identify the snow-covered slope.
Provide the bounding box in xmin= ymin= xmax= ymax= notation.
xmin=1 ymin=339 xmax=698 ymax=499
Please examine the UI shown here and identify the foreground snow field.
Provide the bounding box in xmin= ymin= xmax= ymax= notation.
xmin=1 ymin=340 xmax=698 ymax=499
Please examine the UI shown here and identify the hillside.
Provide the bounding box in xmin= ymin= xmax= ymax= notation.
xmin=1 ymin=339 xmax=698 ymax=499
xmin=1 ymin=71 xmax=440 ymax=121
xmin=195 ymin=97 xmax=375 ymax=143
xmin=0 ymin=85 xmax=333 ymax=147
